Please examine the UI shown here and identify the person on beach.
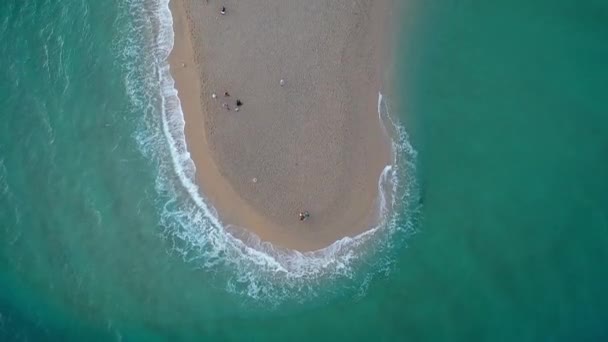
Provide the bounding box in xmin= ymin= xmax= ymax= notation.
xmin=220 ymin=6 xmax=226 ymax=15
xmin=224 ymin=91 xmax=230 ymax=97
xmin=236 ymin=99 xmax=242 ymax=107
xmin=299 ymin=211 xmax=310 ymax=222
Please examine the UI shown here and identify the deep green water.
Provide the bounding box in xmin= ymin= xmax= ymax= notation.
xmin=1 ymin=0 xmax=607 ymax=340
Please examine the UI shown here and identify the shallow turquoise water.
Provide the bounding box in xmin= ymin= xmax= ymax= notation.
xmin=1 ymin=0 xmax=607 ymax=340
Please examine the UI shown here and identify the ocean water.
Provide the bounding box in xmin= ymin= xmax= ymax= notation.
xmin=0 ymin=0 xmax=607 ymax=341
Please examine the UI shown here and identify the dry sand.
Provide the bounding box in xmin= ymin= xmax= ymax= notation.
xmin=169 ymin=0 xmax=393 ymax=251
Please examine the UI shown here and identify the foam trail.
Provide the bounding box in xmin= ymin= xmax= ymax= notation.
xmin=118 ymin=0 xmax=420 ymax=305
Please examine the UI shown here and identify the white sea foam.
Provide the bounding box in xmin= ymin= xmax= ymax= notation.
xmin=116 ymin=0 xmax=419 ymax=305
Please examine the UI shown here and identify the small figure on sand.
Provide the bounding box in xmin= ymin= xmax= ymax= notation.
xmin=224 ymin=91 xmax=230 ymax=97
xmin=222 ymin=103 xmax=230 ymax=110
xmin=279 ymin=79 xmax=285 ymax=87
xmin=236 ymin=99 xmax=242 ymax=107
xmin=299 ymin=211 xmax=310 ymax=222
xmin=220 ymin=6 xmax=226 ymax=15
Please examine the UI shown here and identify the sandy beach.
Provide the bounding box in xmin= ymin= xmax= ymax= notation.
xmin=169 ymin=0 xmax=393 ymax=251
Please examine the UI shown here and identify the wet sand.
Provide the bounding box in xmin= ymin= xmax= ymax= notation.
xmin=169 ymin=0 xmax=393 ymax=251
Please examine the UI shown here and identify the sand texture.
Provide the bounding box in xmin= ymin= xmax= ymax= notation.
xmin=169 ymin=0 xmax=393 ymax=251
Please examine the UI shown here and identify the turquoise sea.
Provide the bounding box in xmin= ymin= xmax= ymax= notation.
xmin=1 ymin=0 xmax=607 ymax=340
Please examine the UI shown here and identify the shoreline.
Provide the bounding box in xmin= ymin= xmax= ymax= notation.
xmin=168 ymin=0 xmax=394 ymax=251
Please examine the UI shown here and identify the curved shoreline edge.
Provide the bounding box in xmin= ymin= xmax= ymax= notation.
xmin=131 ymin=0 xmax=419 ymax=301
xmin=168 ymin=0 xmax=398 ymax=251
